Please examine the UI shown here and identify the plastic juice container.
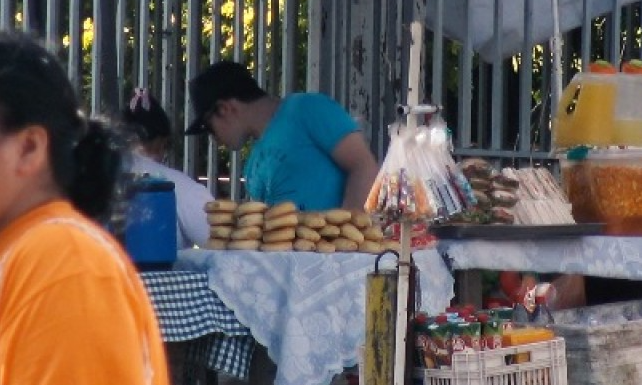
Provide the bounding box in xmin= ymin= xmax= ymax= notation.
xmin=414 ymin=316 xmax=438 ymax=369
xmin=477 ymin=313 xmax=503 ymax=351
xmin=613 ymin=74 xmax=642 ymax=145
xmin=428 ymin=315 xmax=452 ymax=368
xmin=554 ymin=73 xmax=616 ymax=148
xmin=613 ymin=120 xmax=642 ymax=145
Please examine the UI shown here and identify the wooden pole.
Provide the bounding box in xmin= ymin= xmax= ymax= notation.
xmin=393 ymin=21 xmax=423 ymax=385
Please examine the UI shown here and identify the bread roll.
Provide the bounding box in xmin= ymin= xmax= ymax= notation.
xmin=262 ymin=227 xmax=296 ymax=243
xmin=331 ymin=237 xmax=359 ymax=252
xmin=350 ymin=211 xmax=372 ymax=229
xmin=236 ymin=201 xmax=268 ymax=216
xmin=340 ymin=223 xmax=365 ymax=244
xmin=204 ymin=200 xmax=237 ymax=213
xmin=207 ymin=212 xmax=235 ymax=226
xmin=210 ymin=225 xmax=234 ymax=239
xmin=381 ymin=239 xmax=401 ymax=253
xmin=358 ymin=240 xmax=383 ymax=254
xmin=298 ymin=212 xmax=326 ymax=229
xmin=237 ymin=213 xmax=264 ymax=228
xmin=362 ymin=226 xmax=384 ymax=241
xmin=206 ymin=238 xmax=228 ymax=250
xmin=325 ymin=209 xmax=352 ymax=225
xmin=260 ymin=241 xmax=293 ymax=252
xmin=318 ymin=224 xmax=341 ymax=238
xmin=230 ymin=226 xmax=263 ymax=241
xmin=264 ymin=213 xmax=298 ymax=231
xmin=295 ymin=226 xmax=321 ymax=242
xmin=265 ymin=201 xmax=297 ymax=220
xmin=293 ymin=238 xmax=316 ymax=252
xmin=227 ymin=239 xmax=261 ymax=251
xmin=316 ymin=239 xmax=336 ymax=253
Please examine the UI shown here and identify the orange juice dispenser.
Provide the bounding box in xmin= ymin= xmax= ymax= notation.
xmin=554 ymin=73 xmax=616 ymax=148
xmin=554 ymin=70 xmax=642 ymax=148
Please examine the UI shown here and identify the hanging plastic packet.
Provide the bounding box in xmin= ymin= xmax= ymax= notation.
xmin=407 ymin=139 xmax=449 ymax=220
xmin=406 ymin=117 xmax=469 ymax=222
xmin=365 ymin=121 xmax=434 ymax=222
xmin=424 ymin=115 xmax=477 ymax=209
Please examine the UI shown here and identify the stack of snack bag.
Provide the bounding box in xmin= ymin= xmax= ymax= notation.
xmin=365 ymin=114 xmax=475 ymax=225
xmin=449 ymin=158 xmax=519 ymax=224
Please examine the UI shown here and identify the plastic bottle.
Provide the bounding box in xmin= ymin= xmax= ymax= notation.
xmin=511 ymin=302 xmax=531 ymax=327
xmin=413 ymin=312 xmax=432 ymax=368
xmin=531 ymin=295 xmax=555 ymax=327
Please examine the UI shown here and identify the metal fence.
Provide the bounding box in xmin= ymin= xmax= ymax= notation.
xmin=0 ymin=0 xmax=640 ymax=199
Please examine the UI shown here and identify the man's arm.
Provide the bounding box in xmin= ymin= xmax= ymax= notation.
xmin=332 ymin=132 xmax=379 ymax=210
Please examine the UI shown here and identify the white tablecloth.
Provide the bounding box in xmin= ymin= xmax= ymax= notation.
xmin=439 ymin=236 xmax=642 ymax=280
xmin=174 ymin=248 xmax=452 ymax=385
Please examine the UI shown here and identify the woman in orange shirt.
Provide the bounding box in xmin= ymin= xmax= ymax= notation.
xmin=0 ymin=33 xmax=169 ymax=384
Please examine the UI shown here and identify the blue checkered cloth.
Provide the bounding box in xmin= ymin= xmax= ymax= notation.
xmin=140 ymin=271 xmax=255 ymax=379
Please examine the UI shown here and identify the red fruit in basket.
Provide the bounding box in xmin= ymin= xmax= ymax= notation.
xmin=588 ymin=60 xmax=617 ymax=74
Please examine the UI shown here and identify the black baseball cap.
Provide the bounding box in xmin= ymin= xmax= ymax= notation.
xmin=185 ymin=60 xmax=264 ymax=135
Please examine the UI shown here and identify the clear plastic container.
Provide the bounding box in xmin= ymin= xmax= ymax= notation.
xmin=554 ymin=73 xmax=642 ymax=148
xmin=560 ymin=149 xmax=642 ymax=235
xmin=554 ymin=73 xmax=616 ymax=147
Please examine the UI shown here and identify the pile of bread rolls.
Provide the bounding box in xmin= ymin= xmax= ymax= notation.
xmin=204 ymin=200 xmax=268 ymax=250
xmin=204 ymin=200 xmax=400 ymax=254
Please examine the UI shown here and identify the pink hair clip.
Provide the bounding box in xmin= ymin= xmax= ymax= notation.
xmin=129 ymin=87 xmax=151 ymax=111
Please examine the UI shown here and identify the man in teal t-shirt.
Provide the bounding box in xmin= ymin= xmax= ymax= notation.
xmin=186 ymin=60 xmax=378 ymax=211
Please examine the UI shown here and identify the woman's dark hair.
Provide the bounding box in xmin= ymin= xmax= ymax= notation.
xmin=0 ymin=32 xmax=123 ymax=219
xmin=121 ymin=88 xmax=172 ymax=143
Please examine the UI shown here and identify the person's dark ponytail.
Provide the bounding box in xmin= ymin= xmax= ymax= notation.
xmin=69 ymin=118 xmax=128 ymax=220
xmin=0 ymin=32 xmax=129 ymax=221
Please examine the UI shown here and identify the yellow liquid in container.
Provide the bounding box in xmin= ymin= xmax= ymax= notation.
xmin=554 ymin=79 xmax=616 ymax=148
xmin=613 ymin=120 xmax=642 ymax=146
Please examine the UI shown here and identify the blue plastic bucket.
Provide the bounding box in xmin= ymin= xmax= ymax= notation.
xmin=125 ymin=176 xmax=177 ymax=268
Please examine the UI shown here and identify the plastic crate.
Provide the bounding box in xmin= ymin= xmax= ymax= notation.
xmin=552 ymin=299 xmax=642 ymax=385
xmin=414 ymin=338 xmax=567 ymax=385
